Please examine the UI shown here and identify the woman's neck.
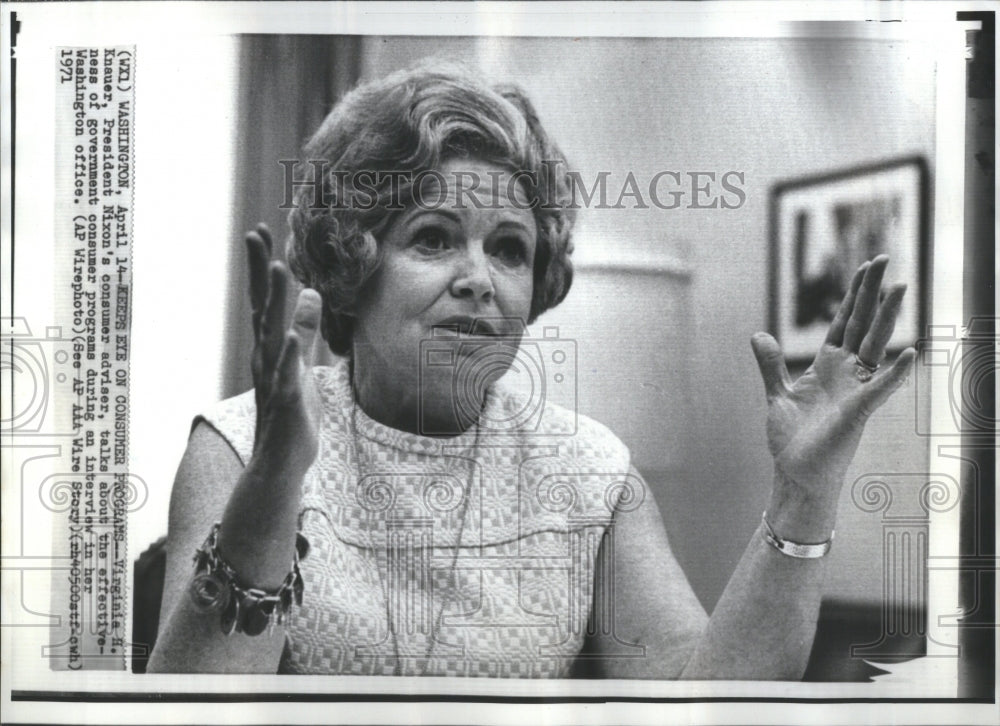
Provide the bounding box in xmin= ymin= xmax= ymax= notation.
xmin=349 ymin=350 xmax=481 ymax=438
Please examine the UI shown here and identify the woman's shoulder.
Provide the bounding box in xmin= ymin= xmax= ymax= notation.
xmin=195 ymin=362 xmax=350 ymax=466
xmin=194 ymin=387 xmax=257 ymax=466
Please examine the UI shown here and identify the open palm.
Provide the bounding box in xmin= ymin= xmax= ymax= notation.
xmin=751 ymin=257 xmax=915 ymax=515
xmin=246 ymin=224 xmax=323 ymax=480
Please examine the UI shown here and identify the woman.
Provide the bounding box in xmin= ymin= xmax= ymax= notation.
xmin=148 ymin=64 xmax=914 ymax=677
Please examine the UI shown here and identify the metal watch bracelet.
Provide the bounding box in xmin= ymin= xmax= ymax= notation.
xmin=761 ymin=511 xmax=833 ymax=559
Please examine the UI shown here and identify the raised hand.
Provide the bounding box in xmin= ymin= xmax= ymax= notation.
xmin=750 ymin=256 xmax=916 ymax=539
xmin=245 ymin=223 xmax=323 ymax=479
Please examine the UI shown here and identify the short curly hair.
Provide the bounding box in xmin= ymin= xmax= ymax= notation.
xmin=286 ymin=62 xmax=576 ymax=356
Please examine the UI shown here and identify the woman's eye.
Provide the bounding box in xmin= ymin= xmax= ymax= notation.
xmin=493 ymin=237 xmax=528 ymax=266
xmin=413 ymin=228 xmax=449 ymax=252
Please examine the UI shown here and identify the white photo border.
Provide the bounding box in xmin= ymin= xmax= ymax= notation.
xmin=1 ymin=2 xmax=994 ymax=725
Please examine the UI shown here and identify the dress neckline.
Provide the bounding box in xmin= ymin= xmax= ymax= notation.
xmin=319 ymin=358 xmax=488 ymax=455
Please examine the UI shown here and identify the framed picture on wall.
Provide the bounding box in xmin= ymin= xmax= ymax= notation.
xmin=768 ymin=156 xmax=930 ymax=363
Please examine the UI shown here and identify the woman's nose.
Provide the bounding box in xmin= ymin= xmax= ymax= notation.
xmin=450 ymin=248 xmax=495 ymax=302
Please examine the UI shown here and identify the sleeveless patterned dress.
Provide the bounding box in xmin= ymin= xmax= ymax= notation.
xmin=198 ymin=359 xmax=635 ymax=677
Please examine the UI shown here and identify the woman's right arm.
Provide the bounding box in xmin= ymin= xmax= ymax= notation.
xmin=148 ymin=226 xmax=323 ymax=673
xmin=146 ymin=423 xmax=294 ymax=672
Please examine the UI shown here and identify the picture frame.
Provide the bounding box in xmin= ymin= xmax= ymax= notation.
xmin=769 ymin=156 xmax=930 ymax=363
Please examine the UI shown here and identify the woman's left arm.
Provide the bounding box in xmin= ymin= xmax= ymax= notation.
xmin=588 ymin=256 xmax=915 ymax=679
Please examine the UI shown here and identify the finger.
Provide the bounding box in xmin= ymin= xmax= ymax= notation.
xmin=261 ymin=261 xmax=288 ymax=371
xmin=751 ymin=332 xmax=792 ymax=400
xmin=275 ymin=331 xmax=303 ymax=404
xmin=245 ymin=231 xmax=271 ymax=338
xmin=825 ymin=262 xmax=869 ymax=346
xmin=842 ymin=255 xmax=889 ymax=352
xmin=290 ymin=289 xmax=323 ymax=367
xmin=256 ymin=223 xmax=274 ymax=256
xmin=857 ymin=283 xmax=907 ymax=366
xmin=858 ymin=347 xmax=916 ymax=415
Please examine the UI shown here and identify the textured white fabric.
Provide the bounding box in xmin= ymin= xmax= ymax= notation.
xmin=198 ymin=359 xmax=634 ymax=677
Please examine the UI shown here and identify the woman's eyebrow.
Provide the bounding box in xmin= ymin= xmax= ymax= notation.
xmin=493 ymin=219 xmax=531 ymax=233
xmin=406 ymin=208 xmax=461 ymax=225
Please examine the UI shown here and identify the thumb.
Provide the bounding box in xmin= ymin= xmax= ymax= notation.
xmin=751 ymin=332 xmax=791 ymax=400
xmin=291 ymin=288 xmax=323 ymax=366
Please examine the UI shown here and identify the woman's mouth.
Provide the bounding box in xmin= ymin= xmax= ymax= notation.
xmin=431 ymin=316 xmax=503 ymax=338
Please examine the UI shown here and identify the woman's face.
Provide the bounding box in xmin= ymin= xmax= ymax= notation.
xmin=351 ymin=156 xmax=538 ymax=433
